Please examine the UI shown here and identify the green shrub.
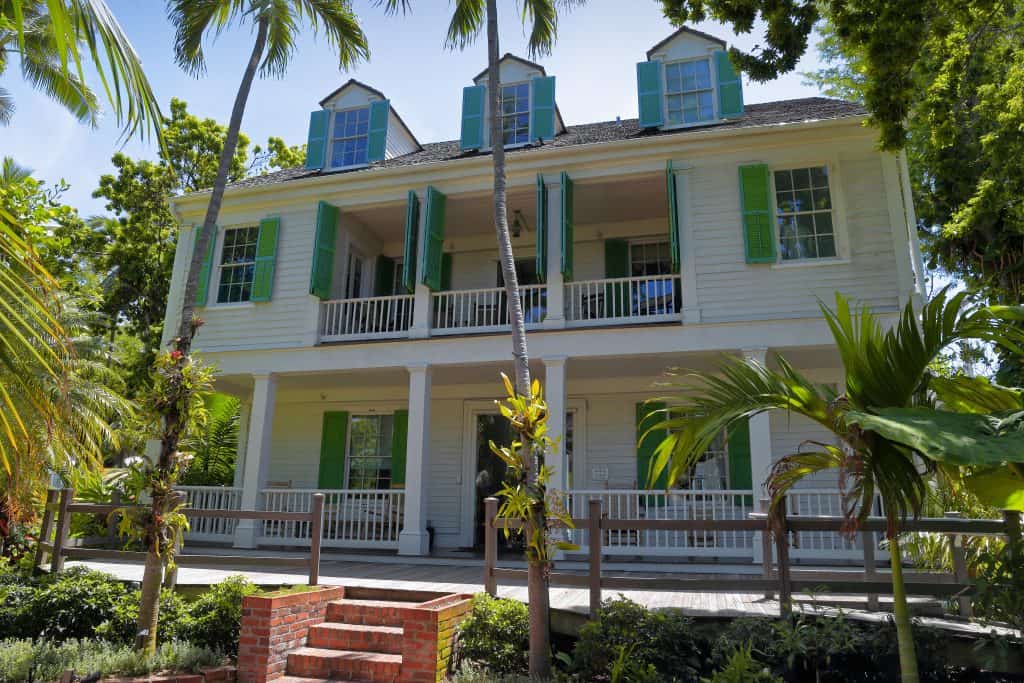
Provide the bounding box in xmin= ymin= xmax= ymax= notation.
xmin=0 ymin=638 xmax=221 ymax=682
xmin=94 ymin=588 xmax=190 ymax=644
xmin=449 ymin=663 xmax=532 ymax=683
xmin=456 ymin=594 xmax=529 ymax=676
xmin=8 ymin=566 xmax=131 ymax=640
xmin=703 ymin=644 xmax=781 ymax=683
xmin=177 ymin=575 xmax=258 ymax=654
xmin=571 ymin=597 xmax=704 ymax=682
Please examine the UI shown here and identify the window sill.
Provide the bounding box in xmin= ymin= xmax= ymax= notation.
xmin=324 ymin=162 xmax=370 ymax=173
xmin=659 ymin=119 xmax=721 ymax=132
xmin=770 ymin=257 xmax=851 ymax=270
xmin=206 ymin=301 xmax=256 ymax=310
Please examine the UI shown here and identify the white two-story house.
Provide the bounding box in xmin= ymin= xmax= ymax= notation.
xmin=162 ymin=27 xmax=925 ymax=563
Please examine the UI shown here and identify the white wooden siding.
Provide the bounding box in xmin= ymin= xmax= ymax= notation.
xmin=769 ymin=411 xmax=840 ymax=489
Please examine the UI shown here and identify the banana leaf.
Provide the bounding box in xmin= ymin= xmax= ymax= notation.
xmin=965 ymin=469 xmax=1024 ymax=511
xmin=930 ymin=376 xmax=1023 ymax=413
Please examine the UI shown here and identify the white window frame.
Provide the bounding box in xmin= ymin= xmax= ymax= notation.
xmin=327 ymin=104 xmax=371 ymax=171
xmin=345 ymin=247 xmax=367 ymax=299
xmin=211 ymin=224 xmax=259 ymax=307
xmin=343 ymin=413 xmax=395 ymax=490
xmin=628 ymin=239 xmax=674 ymax=277
xmin=661 ymin=55 xmax=717 ymax=130
xmin=498 ymin=80 xmax=531 ymax=148
xmin=768 ymin=159 xmax=851 ymax=268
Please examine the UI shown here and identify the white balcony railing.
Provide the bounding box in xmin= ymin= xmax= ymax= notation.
xmin=431 ymin=283 xmax=547 ymax=334
xmin=787 ymin=489 xmax=887 ymax=561
xmin=565 ymin=274 xmax=682 ymax=326
xmin=320 ymin=294 xmax=414 ymax=342
xmin=176 ymin=485 xmax=242 ymax=542
xmin=567 ymin=489 xmax=755 ymax=557
xmin=259 ymin=488 xmax=405 ymax=549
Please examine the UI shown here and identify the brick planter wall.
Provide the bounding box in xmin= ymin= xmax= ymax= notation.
xmin=237 ymin=586 xmax=346 ymax=683
xmin=399 ymin=594 xmax=474 ymax=683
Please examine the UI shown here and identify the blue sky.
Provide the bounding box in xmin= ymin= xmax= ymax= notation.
xmin=3 ymin=1 xmax=828 ymax=216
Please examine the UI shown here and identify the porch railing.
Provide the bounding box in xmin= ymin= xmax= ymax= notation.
xmin=176 ymin=486 xmax=242 ymax=542
xmin=320 ymin=294 xmax=414 ymax=342
xmin=565 ymin=274 xmax=682 ymax=325
xmin=259 ymin=488 xmax=405 ymax=549
xmin=567 ymin=489 xmax=755 ymax=557
xmin=431 ymin=284 xmax=546 ymax=334
xmin=788 ymin=489 xmax=886 ymax=561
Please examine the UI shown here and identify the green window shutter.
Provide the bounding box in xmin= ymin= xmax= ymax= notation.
xmin=460 ymin=85 xmax=486 ymax=151
xmin=727 ymin=417 xmax=753 ymax=505
xmin=317 ymin=411 xmax=349 ymax=489
xmin=440 ymin=252 xmax=453 ymax=291
xmin=375 ymin=255 xmax=396 ymax=296
xmin=420 ymin=186 xmax=447 ymax=291
xmin=637 ymin=401 xmax=668 ymax=492
xmin=714 ymin=50 xmax=744 ymax=119
xmin=560 ymin=171 xmax=574 ymax=280
xmin=305 ymin=110 xmax=330 ymax=170
xmin=310 ymin=201 xmax=339 ymax=299
xmin=194 ymin=224 xmax=218 ymax=307
xmin=604 ymin=238 xmax=630 ymax=317
xmin=738 ymin=164 xmax=776 ymax=263
xmin=530 ymin=76 xmax=556 ymax=141
xmin=401 ymin=191 xmax=420 ymax=293
xmin=535 ymin=174 xmax=548 ymax=282
xmin=636 ymin=61 xmax=664 ymax=128
xmin=666 ymin=161 xmax=680 ymax=274
xmin=391 ymin=409 xmax=409 ymax=488
xmin=367 ymin=100 xmax=390 ymax=162
xmin=251 ymin=217 xmax=280 ymax=302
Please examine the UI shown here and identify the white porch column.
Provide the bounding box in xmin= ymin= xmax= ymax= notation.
xmin=673 ymin=166 xmax=701 ymax=324
xmin=543 ymin=356 xmax=568 ymax=492
xmin=409 ymin=190 xmax=432 ymax=339
xmin=743 ymin=348 xmax=773 ymax=565
xmin=399 ymin=362 xmax=432 ymax=555
xmin=542 ymin=175 xmax=566 ymax=330
xmin=233 ymin=372 xmax=276 ymax=549
xmin=232 ymin=399 xmax=252 ymax=490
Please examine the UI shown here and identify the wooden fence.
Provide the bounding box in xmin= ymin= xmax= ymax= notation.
xmin=33 ymin=488 xmax=326 ymax=585
xmin=483 ymin=496 xmax=1022 ymax=618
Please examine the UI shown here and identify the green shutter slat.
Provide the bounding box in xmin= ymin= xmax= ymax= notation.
xmin=391 ymin=409 xmax=409 ymax=488
xmin=636 ymin=61 xmax=664 ymax=128
xmin=727 ymin=417 xmax=753 ymax=505
xmin=560 ymin=171 xmax=574 ymax=280
xmin=251 ymin=217 xmax=280 ymax=302
xmin=367 ymin=100 xmax=390 ymax=162
xmin=604 ymin=239 xmax=630 ymax=318
xmin=714 ymin=50 xmax=744 ymax=119
xmin=375 ymin=255 xmax=396 ymax=297
xmin=440 ymin=252 xmax=453 ymax=291
xmin=305 ymin=110 xmax=330 ymax=170
xmin=420 ymin=186 xmax=447 ymax=291
xmin=317 ymin=411 xmax=349 ymax=489
xmin=402 ymin=191 xmax=420 ymax=293
xmin=637 ymin=402 xmax=668 ymax=503
xmin=194 ymin=224 xmax=218 ymax=307
xmin=310 ymin=201 xmax=339 ymax=299
xmin=530 ymin=76 xmax=556 ymax=141
xmin=738 ymin=164 xmax=776 ymax=264
xmin=460 ymin=85 xmax=486 ymax=151
xmin=666 ymin=161 xmax=680 ymax=274
xmin=535 ymin=174 xmax=547 ymax=283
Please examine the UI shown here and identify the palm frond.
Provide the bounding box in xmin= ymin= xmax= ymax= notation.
xmin=445 ymin=0 xmax=484 ymax=51
xmin=19 ymin=45 xmax=99 ymax=126
xmin=295 ymin=0 xmax=369 ymax=72
xmin=0 ymin=86 xmax=13 ymax=124
xmin=521 ymin=0 xmax=557 ymax=58
xmin=167 ymin=0 xmax=245 ymax=77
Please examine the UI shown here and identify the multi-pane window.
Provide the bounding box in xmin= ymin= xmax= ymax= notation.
xmin=629 ymin=241 xmax=677 ymax=316
xmin=346 ymin=251 xmax=364 ymax=299
xmin=665 ymin=59 xmax=713 ymax=124
xmin=331 ymin=107 xmax=369 ymax=168
xmin=346 ymin=414 xmax=394 ymax=489
xmin=774 ymin=166 xmax=836 ymax=261
xmin=216 ymin=226 xmax=259 ymax=303
xmin=630 ymin=241 xmax=673 ymax=277
xmin=688 ymin=430 xmax=729 ymax=490
xmin=501 ymin=83 xmax=530 ymax=145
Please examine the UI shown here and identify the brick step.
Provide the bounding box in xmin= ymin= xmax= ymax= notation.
xmin=275 ymin=677 xmax=364 ymax=683
xmin=287 ymin=647 xmax=402 ymax=682
xmin=326 ymin=599 xmax=416 ymax=627
xmin=308 ymin=622 xmax=404 ymax=654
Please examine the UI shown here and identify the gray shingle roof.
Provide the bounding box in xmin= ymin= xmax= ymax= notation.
xmin=217 ymin=97 xmax=865 ymax=193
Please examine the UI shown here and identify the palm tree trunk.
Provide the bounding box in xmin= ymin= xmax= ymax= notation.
xmin=175 ymin=17 xmax=269 ymax=350
xmin=134 ymin=544 xmax=164 ymax=653
xmin=889 ymin=535 xmax=919 ymax=683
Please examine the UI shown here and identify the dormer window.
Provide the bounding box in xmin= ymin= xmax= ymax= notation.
xmin=501 ymin=83 xmax=530 ymax=145
xmin=665 ymin=58 xmax=713 ymax=125
xmin=331 ymin=107 xmax=370 ymax=168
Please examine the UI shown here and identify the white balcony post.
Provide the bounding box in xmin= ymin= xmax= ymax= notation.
xmin=542 ymin=175 xmax=566 ymax=330
xmin=232 ymin=399 xmax=252 ymax=489
xmin=233 ymin=372 xmax=276 ymax=548
xmin=304 ymin=295 xmax=322 ymax=346
xmin=742 ymin=347 xmax=773 ymax=564
xmin=399 ymin=362 xmax=432 ymax=555
xmin=543 ymin=356 xmax=569 ymax=491
xmin=673 ymin=166 xmax=701 ymax=324
xmin=409 ymin=190 xmax=432 ymax=339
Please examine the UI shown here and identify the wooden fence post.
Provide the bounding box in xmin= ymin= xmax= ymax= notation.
xmin=862 ymin=526 xmax=879 ymax=611
xmin=771 ymin=495 xmax=792 ymax=617
xmin=484 ymin=497 xmax=498 ymax=597
xmin=106 ymin=490 xmax=121 ymax=549
xmin=588 ymin=498 xmax=602 ymax=619
xmin=1003 ymin=509 xmax=1022 ymax=586
xmin=309 ymin=493 xmax=324 ymax=586
xmin=759 ymin=498 xmax=774 ymax=600
xmin=944 ymin=511 xmax=971 ymax=618
xmin=50 ymin=488 xmax=73 ymax=574
xmin=34 ymin=489 xmax=58 ymax=571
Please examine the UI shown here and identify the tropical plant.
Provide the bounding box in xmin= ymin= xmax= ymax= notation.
xmin=180 ymin=393 xmax=241 ymax=487
xmin=648 ymin=288 xmax=1024 ymax=683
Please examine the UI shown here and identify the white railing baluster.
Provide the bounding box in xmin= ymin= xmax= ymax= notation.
xmin=256 ymin=489 xmax=404 ymax=549
xmin=319 ymin=294 xmax=415 ymax=342
xmin=564 ymin=274 xmax=682 ymax=326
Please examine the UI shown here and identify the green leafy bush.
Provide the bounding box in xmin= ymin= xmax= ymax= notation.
xmin=703 ymin=644 xmax=781 ymax=683
xmin=94 ymin=588 xmax=190 ymax=644
xmin=6 ymin=566 xmax=131 ymax=640
xmin=177 ymin=575 xmax=258 ymax=654
xmin=571 ymin=597 xmax=703 ymax=682
xmin=456 ymin=594 xmax=529 ymax=675
xmin=0 ymin=638 xmax=221 ymax=682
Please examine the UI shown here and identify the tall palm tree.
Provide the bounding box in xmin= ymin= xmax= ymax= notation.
xmin=647 ymin=289 xmax=1024 ymax=683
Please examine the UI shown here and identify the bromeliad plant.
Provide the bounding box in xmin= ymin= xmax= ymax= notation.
xmin=646 ymin=288 xmax=1024 ymax=683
